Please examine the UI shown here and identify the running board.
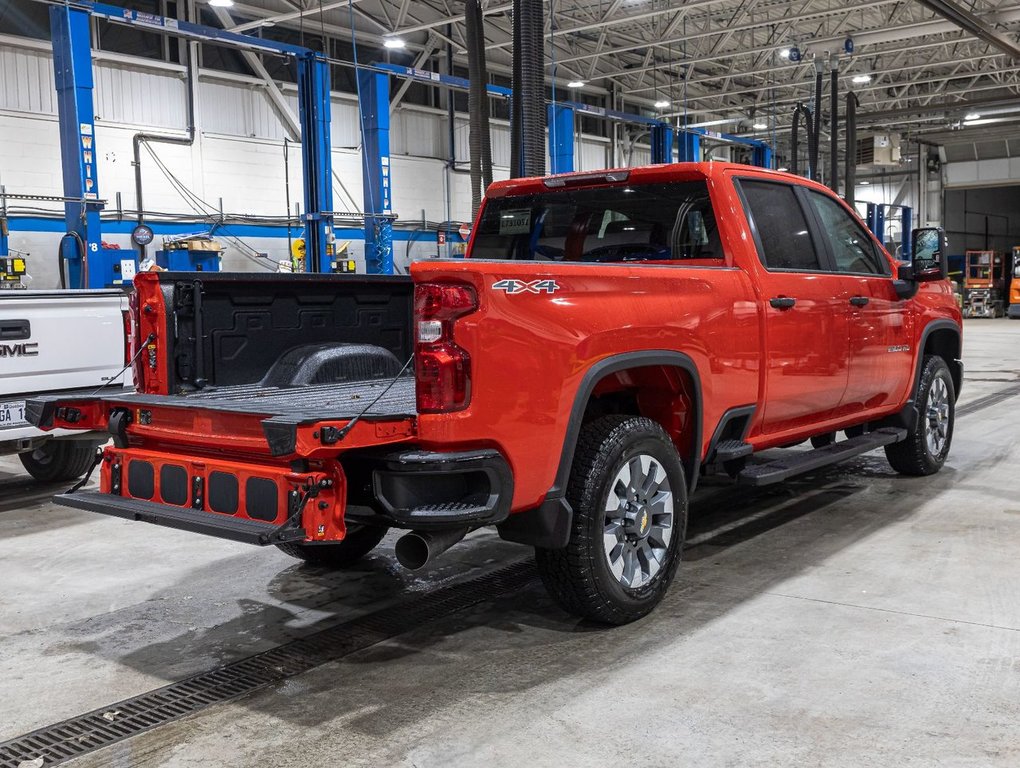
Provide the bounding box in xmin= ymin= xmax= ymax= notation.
xmin=737 ymin=427 xmax=907 ymax=487
xmin=54 ymin=490 xmax=306 ymax=546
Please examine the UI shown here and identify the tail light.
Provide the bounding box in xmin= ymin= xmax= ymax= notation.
xmin=414 ymin=283 xmax=477 ymax=413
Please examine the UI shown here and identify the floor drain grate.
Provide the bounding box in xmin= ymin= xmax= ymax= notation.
xmin=0 ymin=560 xmax=535 ymax=768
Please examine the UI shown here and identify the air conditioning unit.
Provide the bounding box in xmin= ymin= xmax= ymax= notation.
xmin=856 ymin=133 xmax=901 ymax=168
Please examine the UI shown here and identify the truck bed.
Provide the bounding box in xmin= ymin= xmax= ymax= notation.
xmin=96 ymin=376 xmax=417 ymax=421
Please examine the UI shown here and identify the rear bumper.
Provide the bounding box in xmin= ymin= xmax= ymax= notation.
xmin=344 ymin=448 xmax=514 ymax=529
xmin=56 ymin=444 xmax=513 ymax=546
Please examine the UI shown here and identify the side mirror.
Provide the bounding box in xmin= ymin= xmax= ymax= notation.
xmin=910 ymin=227 xmax=947 ymax=281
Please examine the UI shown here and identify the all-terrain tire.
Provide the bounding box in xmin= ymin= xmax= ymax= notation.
xmin=885 ymin=355 xmax=955 ymax=476
xmin=276 ymin=524 xmax=388 ymax=568
xmin=19 ymin=440 xmax=100 ymax=482
xmin=535 ymin=415 xmax=688 ymax=625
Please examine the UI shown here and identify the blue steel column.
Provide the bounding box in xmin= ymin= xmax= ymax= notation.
xmin=650 ymin=123 xmax=674 ymax=164
xmin=357 ymin=70 xmax=393 ymax=274
xmin=676 ymin=131 xmax=700 ymax=162
xmin=548 ymin=104 xmax=575 ymax=174
xmin=752 ymin=144 xmax=773 ymax=169
xmin=901 ymin=206 xmax=912 ymax=258
xmin=297 ymin=53 xmax=335 ymax=273
xmin=50 ymin=5 xmax=102 ymax=289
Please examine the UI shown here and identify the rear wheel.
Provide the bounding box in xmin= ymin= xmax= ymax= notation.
xmin=276 ymin=524 xmax=388 ymax=568
xmin=535 ymin=415 xmax=687 ymax=625
xmin=19 ymin=440 xmax=100 ymax=482
xmin=885 ymin=355 xmax=955 ymax=476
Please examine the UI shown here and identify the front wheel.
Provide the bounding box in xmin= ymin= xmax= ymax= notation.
xmin=276 ymin=524 xmax=388 ymax=568
xmin=885 ymin=355 xmax=955 ymax=476
xmin=535 ymin=415 xmax=688 ymax=625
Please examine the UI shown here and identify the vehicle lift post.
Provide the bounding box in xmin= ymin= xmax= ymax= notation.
xmin=357 ymin=70 xmax=394 ymax=274
xmin=44 ymin=0 xmax=337 ymax=283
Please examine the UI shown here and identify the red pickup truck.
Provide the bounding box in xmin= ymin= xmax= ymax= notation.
xmin=30 ymin=162 xmax=962 ymax=625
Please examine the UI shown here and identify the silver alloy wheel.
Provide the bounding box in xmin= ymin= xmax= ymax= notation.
xmin=925 ymin=376 xmax=950 ymax=456
xmin=603 ymin=454 xmax=674 ymax=589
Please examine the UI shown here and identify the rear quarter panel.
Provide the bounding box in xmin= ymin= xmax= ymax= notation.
xmin=410 ymin=259 xmax=761 ymax=511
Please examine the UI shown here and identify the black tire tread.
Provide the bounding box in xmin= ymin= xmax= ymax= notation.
xmin=885 ymin=355 xmax=955 ymax=476
xmin=276 ymin=524 xmax=388 ymax=568
xmin=535 ymin=415 xmax=686 ymax=625
xmin=19 ymin=440 xmax=100 ymax=482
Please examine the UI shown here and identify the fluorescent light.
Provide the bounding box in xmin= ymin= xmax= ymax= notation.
xmin=567 ymin=80 xmax=584 ymax=88
xmin=852 ymin=74 xmax=871 ymax=84
xmin=964 ymin=112 xmax=981 ymax=121
xmin=752 ymin=122 xmax=768 ymax=130
xmin=860 ymin=180 xmax=870 ymax=185
xmin=780 ymin=48 xmax=791 ymax=59
xmin=383 ymin=38 xmax=406 ymax=49
xmin=654 ymin=100 xmax=670 ymax=109
xmin=209 ymin=0 xmax=234 ymax=6
xmin=777 ymin=167 xmax=789 ymax=172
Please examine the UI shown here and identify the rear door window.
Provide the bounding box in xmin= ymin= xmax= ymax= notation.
xmin=738 ymin=180 xmax=822 ymax=272
xmin=470 ymin=181 xmax=721 ymax=263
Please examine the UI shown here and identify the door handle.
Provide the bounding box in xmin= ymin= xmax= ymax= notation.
xmin=769 ymin=296 xmax=796 ymax=309
xmin=849 ymin=296 xmax=870 ymax=307
xmin=0 ymin=319 xmax=30 ymax=340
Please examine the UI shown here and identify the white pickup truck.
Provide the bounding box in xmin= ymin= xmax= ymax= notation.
xmin=1 ymin=290 xmax=128 ymax=481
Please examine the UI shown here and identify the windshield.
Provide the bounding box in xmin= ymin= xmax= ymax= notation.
xmin=470 ymin=181 xmax=720 ymax=263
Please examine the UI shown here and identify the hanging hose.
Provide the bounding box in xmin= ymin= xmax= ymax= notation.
xmin=830 ymin=66 xmax=839 ymax=193
xmin=510 ymin=0 xmax=545 ymax=178
xmin=790 ymin=103 xmax=812 ymax=177
xmin=466 ymin=0 xmax=487 ymax=216
xmin=475 ymin=1 xmax=493 ymax=193
xmin=845 ymin=91 xmax=859 ymax=207
xmin=57 ymin=231 xmax=86 ymax=290
xmin=811 ymin=67 xmax=822 ymax=182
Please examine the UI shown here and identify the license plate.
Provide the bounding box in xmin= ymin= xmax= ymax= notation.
xmin=0 ymin=401 xmax=27 ymax=428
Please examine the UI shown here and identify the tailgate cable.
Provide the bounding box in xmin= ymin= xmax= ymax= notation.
xmin=89 ymin=333 xmax=156 ymax=397
xmin=327 ymin=355 xmax=414 ymax=444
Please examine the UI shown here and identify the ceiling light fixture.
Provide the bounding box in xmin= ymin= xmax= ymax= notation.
xmin=860 ymin=180 xmax=871 ymax=185
xmin=752 ymin=122 xmax=768 ymax=130
xmin=209 ymin=0 xmax=234 ymax=6
xmin=852 ymin=74 xmax=871 ymax=84
xmin=779 ymin=48 xmax=791 ymax=59
xmin=567 ymin=80 xmax=585 ymax=88
xmin=777 ymin=167 xmax=789 ymax=172
xmin=654 ymin=99 xmax=670 ymax=109
xmin=383 ymin=38 xmax=406 ymax=49
xmin=964 ymin=112 xmax=981 ymax=121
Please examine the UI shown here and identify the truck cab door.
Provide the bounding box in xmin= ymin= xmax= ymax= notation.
xmin=736 ymin=178 xmax=850 ymax=435
xmin=800 ymin=189 xmax=912 ymax=413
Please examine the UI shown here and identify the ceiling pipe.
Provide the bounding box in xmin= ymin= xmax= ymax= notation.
xmin=914 ymin=0 xmax=1020 ymax=60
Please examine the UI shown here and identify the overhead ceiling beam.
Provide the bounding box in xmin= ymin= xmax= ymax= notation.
xmin=914 ymin=0 xmax=1020 ymax=60
xmin=210 ymin=5 xmax=301 ymax=141
xmin=228 ymin=1 xmax=353 ymax=34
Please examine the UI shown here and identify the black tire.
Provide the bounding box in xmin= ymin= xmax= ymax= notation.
xmin=535 ymin=415 xmax=688 ymax=625
xmin=19 ymin=439 xmax=100 ymax=482
xmin=810 ymin=432 xmax=835 ymax=449
xmin=275 ymin=524 xmax=388 ymax=568
xmin=885 ymin=355 xmax=955 ymax=476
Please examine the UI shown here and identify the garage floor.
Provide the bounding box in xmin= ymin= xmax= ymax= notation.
xmin=2 ymin=319 xmax=1019 ymax=767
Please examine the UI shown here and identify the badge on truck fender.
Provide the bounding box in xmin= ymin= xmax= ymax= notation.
xmin=492 ymin=279 xmax=561 ymax=295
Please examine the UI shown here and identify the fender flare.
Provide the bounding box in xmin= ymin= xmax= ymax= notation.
xmin=915 ymin=319 xmax=963 ymax=399
xmin=498 ymin=350 xmax=702 ymax=549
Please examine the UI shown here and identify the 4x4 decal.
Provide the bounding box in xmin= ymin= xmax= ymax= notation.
xmin=492 ymin=279 xmax=561 ymax=295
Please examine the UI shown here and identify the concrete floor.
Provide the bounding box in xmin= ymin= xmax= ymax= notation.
xmin=2 ymin=318 xmax=1020 ymax=767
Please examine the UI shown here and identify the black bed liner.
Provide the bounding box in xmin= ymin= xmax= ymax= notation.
xmin=98 ymin=376 xmax=417 ymax=422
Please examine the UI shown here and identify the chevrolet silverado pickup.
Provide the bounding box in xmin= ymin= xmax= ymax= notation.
xmin=2 ymin=290 xmax=128 ymax=481
xmin=29 ymin=162 xmax=962 ymax=624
